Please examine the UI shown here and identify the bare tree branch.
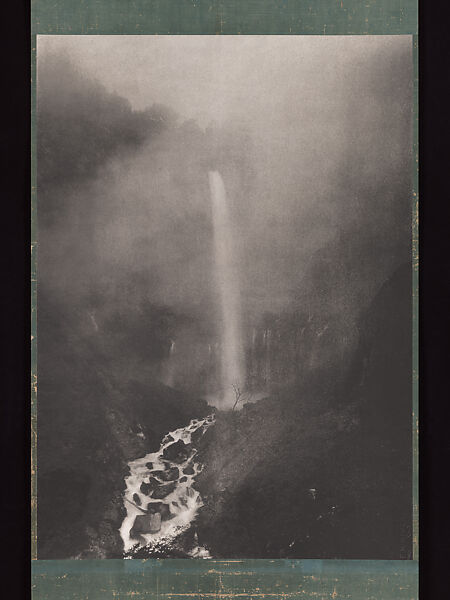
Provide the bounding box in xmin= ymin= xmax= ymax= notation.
xmin=231 ymin=382 xmax=252 ymax=411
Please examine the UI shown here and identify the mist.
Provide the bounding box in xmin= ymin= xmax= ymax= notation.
xmin=36 ymin=34 xmax=414 ymax=560
xmin=37 ymin=35 xmax=412 ymax=395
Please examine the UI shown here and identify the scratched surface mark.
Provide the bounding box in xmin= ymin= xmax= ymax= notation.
xmin=32 ymin=559 xmax=417 ymax=600
xmin=32 ymin=0 xmax=417 ymax=35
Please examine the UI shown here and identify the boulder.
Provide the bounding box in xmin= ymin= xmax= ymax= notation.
xmin=152 ymin=467 xmax=179 ymax=481
xmin=140 ymin=482 xmax=151 ymax=496
xmin=163 ymin=440 xmax=192 ymax=463
xmin=147 ymin=502 xmax=161 ymax=514
xmin=179 ymin=476 xmax=187 ymax=483
xmin=147 ymin=502 xmax=172 ymax=521
xmin=160 ymin=504 xmax=172 ymax=521
xmin=145 ymin=462 xmax=153 ymax=470
xmin=151 ymin=482 xmax=176 ymax=499
xmin=132 ymin=493 xmax=142 ymax=506
xmin=160 ymin=467 xmax=179 ymax=481
xmin=183 ymin=465 xmax=195 ymax=475
xmin=140 ymin=477 xmax=160 ymax=496
xmin=130 ymin=513 xmax=162 ymax=537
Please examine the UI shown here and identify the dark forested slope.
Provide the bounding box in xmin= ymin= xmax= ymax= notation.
xmin=195 ymin=264 xmax=412 ymax=559
xmin=37 ymin=296 xmax=209 ymax=558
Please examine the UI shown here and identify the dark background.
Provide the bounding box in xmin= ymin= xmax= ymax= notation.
xmin=1 ymin=0 xmax=31 ymax=597
xmin=418 ymin=0 xmax=450 ymax=595
xmin=0 ymin=0 xmax=450 ymax=596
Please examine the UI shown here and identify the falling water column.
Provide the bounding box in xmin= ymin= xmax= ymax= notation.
xmin=208 ymin=171 xmax=245 ymax=408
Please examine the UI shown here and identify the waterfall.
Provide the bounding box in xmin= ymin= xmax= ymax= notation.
xmin=209 ymin=171 xmax=245 ymax=408
xmin=161 ymin=339 xmax=176 ymax=387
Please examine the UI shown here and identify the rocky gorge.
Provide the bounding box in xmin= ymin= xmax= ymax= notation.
xmin=37 ymin=262 xmax=411 ymax=560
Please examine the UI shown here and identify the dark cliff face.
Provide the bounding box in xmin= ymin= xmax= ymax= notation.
xmin=195 ymin=263 xmax=412 ymax=559
xmin=37 ymin=262 xmax=412 ymax=560
xmin=37 ymin=295 xmax=209 ymax=559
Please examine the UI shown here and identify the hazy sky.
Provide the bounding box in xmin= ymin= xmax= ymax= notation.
xmin=37 ymin=34 xmax=413 ymax=325
xmin=38 ymin=35 xmax=412 ymax=128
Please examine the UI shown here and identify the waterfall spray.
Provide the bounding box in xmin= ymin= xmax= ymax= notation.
xmin=209 ymin=171 xmax=245 ymax=408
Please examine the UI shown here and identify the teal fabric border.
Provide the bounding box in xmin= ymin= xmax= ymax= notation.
xmin=32 ymin=0 xmax=417 ymax=35
xmin=32 ymin=559 xmax=418 ymax=599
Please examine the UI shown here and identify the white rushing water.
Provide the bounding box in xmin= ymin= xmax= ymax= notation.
xmin=120 ymin=415 xmax=215 ymax=556
xmin=209 ymin=171 xmax=245 ymax=408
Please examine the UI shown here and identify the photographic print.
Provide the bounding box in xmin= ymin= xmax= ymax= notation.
xmin=36 ymin=34 xmax=414 ymax=563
